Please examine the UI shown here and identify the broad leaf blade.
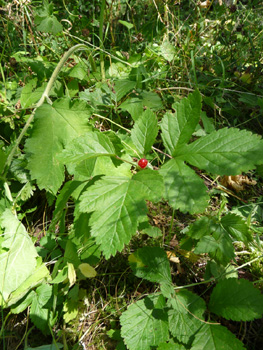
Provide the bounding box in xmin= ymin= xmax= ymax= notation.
xmin=114 ymin=79 xmax=136 ymax=101
xmin=129 ymin=247 xmax=172 ymax=295
xmin=209 ymin=278 xmax=263 ymax=321
xmin=160 ymin=90 xmax=201 ymax=155
xmin=221 ymin=213 xmax=251 ymax=244
xmin=79 ymin=176 xmax=148 ymax=258
xmin=0 ymin=209 xmax=38 ymax=304
xmin=133 ymin=169 xmax=164 ymax=202
xmin=160 ymin=159 xmax=209 ymax=214
xmin=131 ymin=109 xmax=158 ymax=154
xmin=25 ymin=99 xmax=91 ymax=194
xmin=120 ymin=294 xmax=169 ymax=350
xmin=168 ymin=290 xmax=206 ymax=345
xmin=176 ymin=128 xmax=263 ymax=175
xmin=191 ymin=324 xmax=245 ymax=350
xmin=57 ymin=130 xmax=116 ymax=164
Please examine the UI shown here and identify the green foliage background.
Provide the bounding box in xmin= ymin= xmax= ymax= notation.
xmin=0 ymin=1 xmax=263 ymax=349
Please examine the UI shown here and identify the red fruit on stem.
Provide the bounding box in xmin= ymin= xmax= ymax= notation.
xmin=138 ymin=158 xmax=148 ymax=169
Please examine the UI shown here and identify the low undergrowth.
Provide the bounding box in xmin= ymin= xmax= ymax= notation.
xmin=1 ymin=1 xmax=263 ymax=349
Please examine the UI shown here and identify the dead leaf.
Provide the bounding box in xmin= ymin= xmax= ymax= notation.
xmin=220 ymin=175 xmax=257 ymax=192
xmin=166 ymin=251 xmax=180 ymax=264
xmin=198 ymin=0 xmax=211 ymax=8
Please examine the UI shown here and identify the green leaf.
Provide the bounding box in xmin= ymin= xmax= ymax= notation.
xmin=176 ymin=128 xmax=263 ymax=175
xmin=7 ymin=258 xmax=50 ymax=307
xmin=160 ymin=90 xmax=201 ymax=155
xmin=141 ymin=91 xmax=163 ymax=111
xmin=209 ymin=229 xmax=235 ymax=266
xmin=129 ymin=247 xmax=172 ymax=294
xmin=187 ymin=216 xmax=214 ymax=239
xmin=0 ymin=209 xmax=38 ymax=304
xmin=209 ymin=278 xmax=263 ymax=321
xmin=119 ymin=97 xmax=143 ymax=120
xmin=133 ymin=169 xmax=164 ymax=202
xmin=220 ymin=213 xmax=251 ymax=244
xmin=168 ymin=290 xmax=206 ymax=344
xmin=11 ymin=290 xmax=35 ymax=314
xmin=118 ymin=20 xmax=134 ymax=30
xmin=79 ymin=171 xmax=163 ymax=258
xmin=160 ymin=41 xmax=176 ymax=62
xmin=114 ymin=79 xmax=137 ymax=101
xmin=157 ymin=341 xmax=186 ymax=350
xmin=191 ymin=324 xmax=245 ymax=350
xmin=120 ymin=294 xmax=169 ymax=350
xmin=0 ymin=148 xmax=8 ymax=175
xmin=49 ymin=180 xmax=83 ymax=232
xmin=160 ymin=159 xmax=209 ymax=214
xmin=131 ymin=109 xmax=158 ymax=155
xmin=194 ymin=235 xmax=218 ymax=254
xmin=30 ymin=284 xmax=54 ymax=334
xmin=57 ymin=130 xmax=116 ymax=165
xmin=20 ymin=78 xmax=42 ymax=108
xmin=35 ymin=0 xmax=63 ymax=34
xmin=25 ymin=99 xmax=91 ymax=194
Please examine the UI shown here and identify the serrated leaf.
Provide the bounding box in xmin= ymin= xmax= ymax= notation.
xmin=133 ymin=169 xmax=164 ymax=202
xmin=168 ymin=290 xmax=206 ymax=344
xmin=58 ymin=130 xmax=116 ymax=165
xmin=141 ymin=91 xmax=163 ymax=111
xmin=119 ymin=97 xmax=143 ymax=120
xmin=128 ymin=247 xmax=172 ymax=294
xmin=176 ymin=128 xmax=263 ymax=175
xmin=209 ymin=228 xmax=235 ymax=266
xmin=131 ymin=109 xmax=158 ymax=154
xmin=221 ymin=213 xmax=251 ymax=244
xmin=25 ymin=99 xmax=91 ymax=194
xmin=160 ymin=90 xmax=201 ymax=155
xmin=187 ymin=216 xmax=214 ymax=239
xmin=114 ymin=79 xmax=137 ymax=101
xmin=120 ymin=294 xmax=169 ymax=350
xmin=35 ymin=0 xmax=63 ymax=34
xmin=194 ymin=235 xmax=218 ymax=254
xmin=0 ymin=209 xmax=38 ymax=304
xmin=191 ymin=323 xmax=245 ymax=350
xmin=79 ymin=172 xmax=163 ymax=258
xmin=209 ymin=278 xmax=263 ymax=321
xmin=160 ymin=159 xmax=209 ymax=214
xmin=30 ymin=284 xmax=54 ymax=334
xmin=157 ymin=341 xmax=186 ymax=350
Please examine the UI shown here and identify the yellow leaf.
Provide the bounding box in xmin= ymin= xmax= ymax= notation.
xmin=177 ymin=249 xmax=200 ymax=263
xmin=166 ymin=251 xmax=180 ymax=264
xmin=128 ymin=253 xmax=146 ymax=268
xmin=78 ymin=263 xmax=97 ymax=278
xmin=67 ymin=262 xmax=76 ymax=287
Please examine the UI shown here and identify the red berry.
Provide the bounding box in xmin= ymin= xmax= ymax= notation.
xmin=138 ymin=158 xmax=148 ymax=169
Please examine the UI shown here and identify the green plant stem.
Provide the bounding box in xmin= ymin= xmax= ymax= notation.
xmin=93 ymin=113 xmax=130 ymax=133
xmin=2 ymin=44 xmax=90 ymax=177
xmin=174 ymin=254 xmax=263 ymax=292
xmin=99 ymin=0 xmax=106 ymax=81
